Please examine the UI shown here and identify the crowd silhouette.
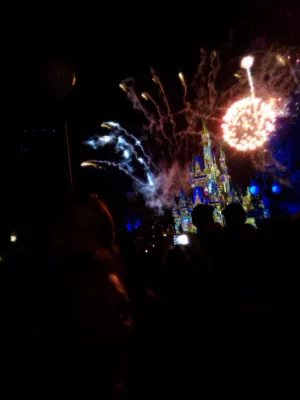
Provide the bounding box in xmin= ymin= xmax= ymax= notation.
xmin=1 ymin=194 xmax=300 ymax=399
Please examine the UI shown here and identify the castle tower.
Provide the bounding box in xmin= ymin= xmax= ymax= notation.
xmin=201 ymin=121 xmax=219 ymax=181
xmin=179 ymin=187 xmax=187 ymax=203
xmin=201 ymin=120 xmax=213 ymax=171
xmin=219 ymin=146 xmax=227 ymax=174
xmin=219 ymin=146 xmax=230 ymax=194
xmin=190 ymin=155 xmax=207 ymax=194
xmin=173 ymin=127 xmax=260 ymax=232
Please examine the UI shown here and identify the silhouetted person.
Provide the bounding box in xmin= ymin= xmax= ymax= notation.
xmin=47 ymin=194 xmax=132 ymax=399
xmin=191 ymin=204 xmax=223 ymax=258
xmin=221 ymin=203 xmax=262 ymax=399
xmin=221 ymin=202 xmax=256 ymax=302
xmin=223 ymin=202 xmax=246 ymax=227
xmin=222 ymin=202 xmax=254 ymax=234
xmin=192 ymin=204 xmax=217 ymax=233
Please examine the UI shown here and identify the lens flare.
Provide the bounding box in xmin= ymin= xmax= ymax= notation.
xmin=222 ymin=97 xmax=277 ymax=151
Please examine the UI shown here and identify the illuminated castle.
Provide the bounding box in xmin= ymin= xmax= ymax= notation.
xmin=172 ymin=124 xmax=259 ymax=233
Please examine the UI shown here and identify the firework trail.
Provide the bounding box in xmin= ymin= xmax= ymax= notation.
xmin=177 ymin=70 xmax=193 ymax=160
xmin=141 ymin=92 xmax=171 ymax=148
xmin=192 ymin=48 xmax=208 ymax=89
xmin=208 ymin=51 xmax=221 ymax=112
xmin=178 ymin=72 xmax=188 ymax=105
xmin=100 ymin=121 xmax=154 ymax=167
xmin=117 ymin=47 xmax=226 ymax=162
xmin=82 ymin=43 xmax=300 ymax=212
xmin=83 ymin=122 xmax=155 ymax=192
xmin=84 ymin=129 xmax=139 ymax=168
xmin=222 ymin=46 xmax=299 ymax=104
xmin=241 ymin=56 xmax=256 ymax=100
xmin=82 ymin=160 xmax=145 ymax=185
xmin=150 ymin=68 xmax=177 ymax=140
xmin=119 ymin=79 xmax=157 ymax=134
xmin=83 ymin=122 xmax=190 ymax=213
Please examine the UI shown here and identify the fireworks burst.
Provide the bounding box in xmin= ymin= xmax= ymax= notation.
xmin=222 ymin=97 xmax=277 ymax=151
xmin=222 ymin=48 xmax=300 ymax=155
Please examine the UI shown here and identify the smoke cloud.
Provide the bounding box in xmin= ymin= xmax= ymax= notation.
xmin=135 ymin=161 xmax=190 ymax=215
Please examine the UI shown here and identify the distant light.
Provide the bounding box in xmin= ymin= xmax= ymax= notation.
xmin=10 ymin=232 xmax=17 ymax=243
xmin=134 ymin=219 xmax=141 ymax=229
xmin=272 ymin=183 xmax=282 ymax=194
xmin=163 ymin=233 xmax=167 ymax=237
xmin=145 ymin=249 xmax=148 ymax=253
xmin=126 ymin=223 xmax=133 ymax=232
xmin=241 ymin=55 xmax=254 ymax=69
xmin=0 ymin=256 xmax=3 ymax=262
xmin=276 ymin=54 xmax=286 ymax=66
xmin=152 ymin=244 xmax=155 ymax=247
xmin=249 ymin=184 xmax=260 ymax=196
xmin=176 ymin=234 xmax=189 ymax=245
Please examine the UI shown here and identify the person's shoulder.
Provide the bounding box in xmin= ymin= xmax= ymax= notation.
xmin=213 ymin=223 xmax=224 ymax=233
xmin=245 ymin=223 xmax=256 ymax=231
xmin=167 ymin=245 xmax=188 ymax=259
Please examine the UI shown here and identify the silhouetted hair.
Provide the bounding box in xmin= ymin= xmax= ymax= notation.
xmin=222 ymin=202 xmax=246 ymax=227
xmin=192 ymin=204 xmax=214 ymax=229
xmin=53 ymin=193 xmax=115 ymax=254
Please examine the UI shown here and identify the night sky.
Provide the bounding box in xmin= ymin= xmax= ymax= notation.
xmin=1 ymin=3 xmax=300 ymax=229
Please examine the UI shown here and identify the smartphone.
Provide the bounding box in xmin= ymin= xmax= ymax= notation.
xmin=173 ymin=234 xmax=190 ymax=246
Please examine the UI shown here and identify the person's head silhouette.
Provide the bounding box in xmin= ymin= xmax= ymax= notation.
xmin=222 ymin=202 xmax=246 ymax=229
xmin=192 ymin=204 xmax=215 ymax=233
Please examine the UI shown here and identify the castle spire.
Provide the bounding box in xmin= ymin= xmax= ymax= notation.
xmin=201 ymin=119 xmax=213 ymax=171
xmin=219 ymin=145 xmax=227 ymax=174
xmin=219 ymin=145 xmax=230 ymax=194
xmin=220 ymin=145 xmax=226 ymax=161
xmin=201 ymin=119 xmax=211 ymax=144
